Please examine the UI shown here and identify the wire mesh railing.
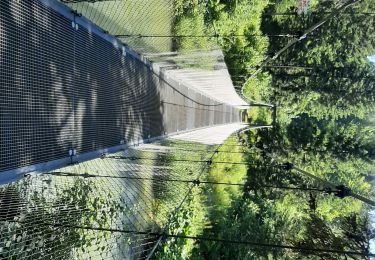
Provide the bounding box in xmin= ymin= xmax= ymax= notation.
xmin=57 ymin=0 xmax=249 ymax=107
xmin=0 ymin=0 xmax=242 ymax=183
xmin=0 ymin=138 xmax=222 ymax=259
xmin=0 ymin=1 xmax=246 ymax=256
xmin=3 ymin=128 xmax=372 ymax=259
xmin=59 ymin=0 xmax=222 ymax=70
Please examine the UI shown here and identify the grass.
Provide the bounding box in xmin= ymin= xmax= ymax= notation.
xmin=204 ymin=136 xmax=247 ymax=216
xmin=66 ymin=0 xmax=223 ymax=69
xmin=66 ymin=0 xmax=174 ymax=53
xmin=149 ymin=139 xmax=212 ymax=227
xmin=244 ymin=73 xmax=274 ymax=125
xmin=172 ymin=0 xmax=219 ymax=69
xmin=154 ymin=135 xmax=249 ymax=259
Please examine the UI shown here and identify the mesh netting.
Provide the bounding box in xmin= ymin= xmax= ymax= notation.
xmin=0 ymin=1 xmax=245 ymax=257
xmin=0 ymin=0 xmax=241 ymax=178
xmin=0 ymin=139 xmax=223 ymax=259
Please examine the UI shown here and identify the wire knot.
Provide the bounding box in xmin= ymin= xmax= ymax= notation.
xmin=282 ymin=162 xmax=294 ymax=171
xmin=335 ymin=185 xmax=351 ymax=199
xmin=71 ymin=10 xmax=82 ymax=17
xmin=192 ymin=179 xmax=201 ymax=186
xmin=161 ymin=231 xmax=168 ymax=242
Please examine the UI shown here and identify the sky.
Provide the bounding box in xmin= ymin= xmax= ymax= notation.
xmin=367 ymin=55 xmax=375 ymax=64
xmin=370 ymin=210 xmax=375 ymax=254
xmin=367 ymin=55 xmax=375 ymax=255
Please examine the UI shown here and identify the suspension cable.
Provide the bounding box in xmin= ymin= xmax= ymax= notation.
xmin=248 ymin=145 xmax=375 ymax=207
xmin=11 ymin=221 xmax=373 ymax=258
xmin=263 ymin=11 xmax=375 ymax=16
xmin=108 ymin=155 xmax=262 ymax=166
xmin=115 ymin=33 xmax=297 ymax=38
xmin=44 ymin=171 xmax=335 ymax=193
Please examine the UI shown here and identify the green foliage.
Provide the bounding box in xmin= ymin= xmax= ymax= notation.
xmin=173 ymin=0 xmax=217 ymax=69
xmin=174 ymin=0 xmax=202 ymax=18
xmin=155 ymin=188 xmax=207 ymax=260
xmin=205 ymin=136 xmax=248 ymax=216
xmin=155 ymin=137 xmax=248 ymax=259
xmin=274 ymin=0 xmax=297 ymax=14
xmin=0 ymin=177 xmax=123 ymax=259
xmin=212 ymin=0 xmax=270 ymax=82
xmin=263 ymin=0 xmax=375 ymax=119
xmin=153 ymin=140 xmax=215 ymax=259
xmin=160 ymin=0 xmax=375 ymax=258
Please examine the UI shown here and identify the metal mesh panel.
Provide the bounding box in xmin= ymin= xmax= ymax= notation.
xmin=63 ymin=0 xmax=175 ymax=55
xmin=74 ymin=24 xmax=125 ymax=152
xmin=0 ymin=0 xmax=75 ymax=173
